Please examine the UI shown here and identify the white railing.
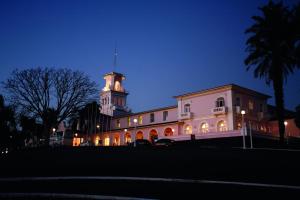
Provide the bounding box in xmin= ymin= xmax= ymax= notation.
xmin=169 ymin=130 xmax=241 ymax=141
xmin=211 ymin=106 xmax=228 ymax=115
xmin=178 ymin=112 xmax=192 ymax=120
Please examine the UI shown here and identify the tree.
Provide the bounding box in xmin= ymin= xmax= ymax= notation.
xmin=245 ymin=1 xmax=300 ymax=144
xmin=295 ymin=105 xmax=300 ymax=129
xmin=0 ymin=94 xmax=16 ymax=147
xmin=3 ymin=67 xmax=97 ymax=144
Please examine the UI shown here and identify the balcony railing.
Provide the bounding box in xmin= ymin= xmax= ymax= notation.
xmin=178 ymin=112 xmax=192 ymax=120
xmin=211 ymin=106 xmax=228 ymax=115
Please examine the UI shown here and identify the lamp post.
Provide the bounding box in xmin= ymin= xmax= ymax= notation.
xmin=249 ymin=121 xmax=253 ymax=149
xmin=133 ymin=118 xmax=138 ymax=146
xmin=241 ymin=110 xmax=246 ymax=149
xmin=96 ymin=124 xmax=100 ymax=134
xmin=124 ymin=128 xmax=128 ymax=144
xmin=133 ymin=118 xmax=138 ymax=145
xmin=284 ymin=121 xmax=288 ymax=145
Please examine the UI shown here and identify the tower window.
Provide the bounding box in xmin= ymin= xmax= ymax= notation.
xmin=163 ymin=111 xmax=168 ymax=121
xmin=150 ymin=113 xmax=155 ymax=123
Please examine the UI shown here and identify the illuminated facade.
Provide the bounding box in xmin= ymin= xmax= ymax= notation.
xmin=89 ymin=70 xmax=300 ymax=146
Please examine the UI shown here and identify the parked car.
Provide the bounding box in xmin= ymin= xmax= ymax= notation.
xmin=155 ymin=138 xmax=175 ymax=147
xmin=130 ymin=139 xmax=152 ymax=147
xmin=79 ymin=141 xmax=93 ymax=146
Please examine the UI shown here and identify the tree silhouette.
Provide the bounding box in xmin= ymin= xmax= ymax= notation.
xmin=3 ymin=67 xmax=97 ymax=144
xmin=295 ymin=105 xmax=300 ymax=129
xmin=245 ymin=1 xmax=300 ymax=144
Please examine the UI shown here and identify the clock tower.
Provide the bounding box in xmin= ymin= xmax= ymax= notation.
xmin=99 ymin=72 xmax=130 ymax=116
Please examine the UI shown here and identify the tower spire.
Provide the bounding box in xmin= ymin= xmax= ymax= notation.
xmin=113 ymin=43 xmax=117 ymax=72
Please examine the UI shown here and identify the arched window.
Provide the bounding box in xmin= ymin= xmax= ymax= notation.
xmin=184 ymin=104 xmax=190 ymax=113
xmin=125 ymin=132 xmax=131 ymax=144
xmin=113 ymin=134 xmax=120 ymax=146
xmin=184 ymin=125 xmax=192 ymax=134
xmin=200 ymin=122 xmax=209 ymax=133
xmin=114 ymin=81 xmax=121 ymax=91
xmin=164 ymin=127 xmax=173 ymax=136
xmin=136 ymin=131 xmax=143 ymax=140
xmin=216 ymin=97 xmax=225 ymax=107
xmin=149 ymin=129 xmax=158 ymax=143
xmin=217 ymin=120 xmax=227 ymax=132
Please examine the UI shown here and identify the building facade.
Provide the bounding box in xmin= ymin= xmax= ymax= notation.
xmin=85 ymin=71 xmax=300 ymax=147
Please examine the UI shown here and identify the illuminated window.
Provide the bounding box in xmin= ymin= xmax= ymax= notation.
xmin=150 ymin=113 xmax=155 ymax=123
xmin=95 ymin=136 xmax=100 ymax=146
xmin=149 ymin=129 xmax=158 ymax=143
xmin=200 ymin=122 xmax=209 ymax=133
xmin=184 ymin=125 xmax=192 ymax=134
xmin=125 ymin=132 xmax=131 ymax=143
xmin=114 ymin=81 xmax=121 ymax=91
xmin=127 ymin=117 xmax=131 ymax=126
xmin=113 ymin=134 xmax=120 ymax=146
xmin=138 ymin=116 xmax=143 ymax=125
xmin=104 ymin=137 xmax=110 ymax=146
xmin=164 ymin=127 xmax=173 ymax=136
xmin=136 ymin=131 xmax=143 ymax=139
xmin=184 ymin=104 xmax=190 ymax=113
xmin=216 ymin=97 xmax=225 ymax=107
xmin=217 ymin=120 xmax=227 ymax=132
xmin=116 ymin=119 xmax=120 ymax=128
xmin=249 ymin=100 xmax=254 ymax=110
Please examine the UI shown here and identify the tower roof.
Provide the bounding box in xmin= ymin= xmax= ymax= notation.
xmin=104 ymin=71 xmax=125 ymax=79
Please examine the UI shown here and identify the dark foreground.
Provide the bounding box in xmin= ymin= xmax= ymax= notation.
xmin=1 ymin=139 xmax=300 ymax=199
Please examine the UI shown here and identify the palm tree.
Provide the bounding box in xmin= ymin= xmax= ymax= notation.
xmin=245 ymin=1 xmax=300 ymax=145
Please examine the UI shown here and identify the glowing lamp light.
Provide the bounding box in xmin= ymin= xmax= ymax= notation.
xmin=172 ymin=128 xmax=175 ymax=132
xmin=52 ymin=128 xmax=56 ymax=132
xmin=133 ymin=118 xmax=138 ymax=124
xmin=186 ymin=127 xmax=190 ymax=130
xmin=284 ymin=121 xmax=288 ymax=126
xmin=96 ymin=124 xmax=100 ymax=129
xmin=75 ymin=133 xmax=78 ymax=137
xmin=124 ymin=129 xmax=128 ymax=132
xmin=241 ymin=110 xmax=246 ymax=115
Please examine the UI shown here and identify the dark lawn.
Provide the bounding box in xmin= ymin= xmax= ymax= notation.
xmin=1 ymin=137 xmax=300 ymax=198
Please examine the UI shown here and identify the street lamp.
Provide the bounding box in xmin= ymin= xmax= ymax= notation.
xmin=133 ymin=118 xmax=138 ymax=145
xmin=52 ymin=128 xmax=56 ymax=133
xmin=284 ymin=121 xmax=288 ymax=145
xmin=124 ymin=129 xmax=128 ymax=144
xmin=241 ymin=110 xmax=246 ymax=149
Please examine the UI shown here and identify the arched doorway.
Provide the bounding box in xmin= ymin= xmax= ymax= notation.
xmin=125 ymin=132 xmax=131 ymax=144
xmin=184 ymin=125 xmax=192 ymax=134
xmin=149 ymin=129 xmax=158 ymax=143
xmin=164 ymin=127 xmax=173 ymax=136
xmin=113 ymin=133 xmax=120 ymax=146
xmin=136 ymin=131 xmax=144 ymax=140
xmin=200 ymin=122 xmax=209 ymax=133
xmin=217 ymin=120 xmax=227 ymax=132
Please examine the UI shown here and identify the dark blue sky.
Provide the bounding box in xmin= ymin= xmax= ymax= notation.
xmin=0 ymin=0 xmax=299 ymax=112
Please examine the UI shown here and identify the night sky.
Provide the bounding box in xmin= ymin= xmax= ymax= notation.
xmin=0 ymin=0 xmax=299 ymax=112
